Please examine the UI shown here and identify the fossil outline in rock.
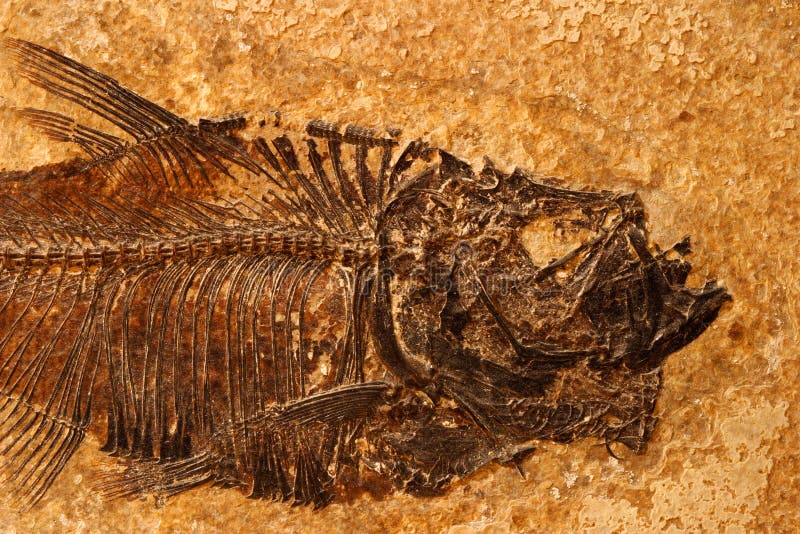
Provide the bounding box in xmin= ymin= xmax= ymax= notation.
xmin=0 ymin=39 xmax=729 ymax=510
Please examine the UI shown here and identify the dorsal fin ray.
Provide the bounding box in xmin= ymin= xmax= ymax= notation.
xmin=17 ymin=108 xmax=126 ymax=158
xmin=4 ymin=38 xmax=264 ymax=192
xmin=5 ymin=38 xmax=185 ymax=138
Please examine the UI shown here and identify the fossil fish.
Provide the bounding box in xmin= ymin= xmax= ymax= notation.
xmin=0 ymin=39 xmax=729 ymax=510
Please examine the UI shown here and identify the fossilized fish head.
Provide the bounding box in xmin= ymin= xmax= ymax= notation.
xmin=376 ymin=150 xmax=729 ymax=451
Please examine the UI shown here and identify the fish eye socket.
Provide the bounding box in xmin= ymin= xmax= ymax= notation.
xmin=518 ymin=208 xmax=604 ymax=269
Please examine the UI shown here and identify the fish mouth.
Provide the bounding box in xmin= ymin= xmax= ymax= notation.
xmin=483 ymin=189 xmax=730 ymax=372
xmin=637 ymin=279 xmax=730 ymax=369
xmin=624 ymin=223 xmax=731 ymax=370
xmin=580 ymin=211 xmax=731 ymax=370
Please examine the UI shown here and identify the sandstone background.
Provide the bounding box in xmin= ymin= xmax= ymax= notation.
xmin=0 ymin=0 xmax=797 ymax=532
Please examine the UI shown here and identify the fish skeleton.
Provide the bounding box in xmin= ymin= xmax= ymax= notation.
xmin=0 ymin=39 xmax=729 ymax=510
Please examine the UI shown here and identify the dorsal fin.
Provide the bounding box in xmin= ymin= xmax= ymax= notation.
xmin=5 ymin=39 xmax=186 ymax=140
xmin=4 ymin=38 xmax=263 ymax=190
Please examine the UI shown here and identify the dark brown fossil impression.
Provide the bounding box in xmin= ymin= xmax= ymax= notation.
xmin=0 ymin=39 xmax=729 ymax=510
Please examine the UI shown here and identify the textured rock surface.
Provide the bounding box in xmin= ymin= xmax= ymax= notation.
xmin=0 ymin=0 xmax=797 ymax=531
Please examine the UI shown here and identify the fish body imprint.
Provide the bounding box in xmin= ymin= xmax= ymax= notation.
xmin=0 ymin=40 xmax=729 ymax=509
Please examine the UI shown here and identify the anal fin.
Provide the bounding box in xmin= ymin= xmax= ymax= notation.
xmin=94 ymin=452 xmax=220 ymax=502
xmin=0 ymin=395 xmax=87 ymax=510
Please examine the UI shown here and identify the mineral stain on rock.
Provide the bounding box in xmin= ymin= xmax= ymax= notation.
xmin=0 ymin=39 xmax=728 ymax=511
